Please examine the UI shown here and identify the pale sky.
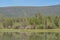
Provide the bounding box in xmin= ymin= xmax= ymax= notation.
xmin=0 ymin=0 xmax=60 ymax=7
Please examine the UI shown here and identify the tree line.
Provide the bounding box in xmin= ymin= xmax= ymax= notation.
xmin=0 ymin=13 xmax=60 ymax=29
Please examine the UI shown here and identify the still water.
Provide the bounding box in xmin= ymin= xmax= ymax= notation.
xmin=0 ymin=32 xmax=60 ymax=40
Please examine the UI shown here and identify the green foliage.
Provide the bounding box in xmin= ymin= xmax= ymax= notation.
xmin=0 ymin=13 xmax=60 ymax=29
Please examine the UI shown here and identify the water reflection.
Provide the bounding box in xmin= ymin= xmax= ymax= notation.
xmin=0 ymin=32 xmax=60 ymax=40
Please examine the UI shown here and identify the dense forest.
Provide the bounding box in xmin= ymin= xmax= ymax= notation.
xmin=0 ymin=13 xmax=60 ymax=29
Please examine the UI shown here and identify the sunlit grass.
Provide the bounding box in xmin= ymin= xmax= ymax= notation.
xmin=0 ymin=29 xmax=60 ymax=32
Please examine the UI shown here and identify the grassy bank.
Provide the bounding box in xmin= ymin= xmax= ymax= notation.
xmin=0 ymin=29 xmax=60 ymax=32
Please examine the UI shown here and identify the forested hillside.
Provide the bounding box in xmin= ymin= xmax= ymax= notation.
xmin=0 ymin=5 xmax=60 ymax=17
xmin=0 ymin=5 xmax=60 ymax=29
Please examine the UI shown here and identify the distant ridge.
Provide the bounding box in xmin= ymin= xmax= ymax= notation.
xmin=0 ymin=4 xmax=60 ymax=17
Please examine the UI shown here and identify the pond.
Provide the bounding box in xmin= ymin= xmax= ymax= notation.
xmin=0 ymin=32 xmax=60 ymax=40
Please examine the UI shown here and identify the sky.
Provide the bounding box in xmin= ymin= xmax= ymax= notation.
xmin=0 ymin=0 xmax=60 ymax=7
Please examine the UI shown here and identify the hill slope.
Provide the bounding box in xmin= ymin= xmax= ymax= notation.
xmin=0 ymin=5 xmax=60 ymax=17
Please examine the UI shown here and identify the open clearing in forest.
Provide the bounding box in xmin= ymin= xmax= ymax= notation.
xmin=0 ymin=29 xmax=60 ymax=32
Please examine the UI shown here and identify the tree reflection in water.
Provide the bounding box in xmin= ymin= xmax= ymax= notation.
xmin=0 ymin=32 xmax=60 ymax=40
